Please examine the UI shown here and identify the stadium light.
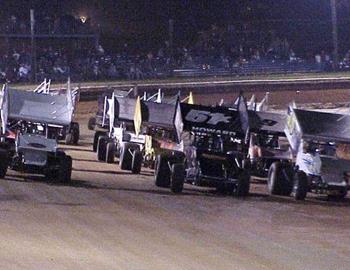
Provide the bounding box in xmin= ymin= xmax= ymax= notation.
xmin=80 ymin=15 xmax=87 ymax=24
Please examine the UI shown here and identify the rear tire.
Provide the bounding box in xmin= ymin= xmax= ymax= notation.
xmin=65 ymin=132 xmax=73 ymax=145
xmin=93 ymin=131 xmax=106 ymax=152
xmin=242 ymin=158 xmax=251 ymax=171
xmin=48 ymin=155 xmax=72 ymax=183
xmin=58 ymin=155 xmax=72 ymax=183
xmin=170 ymin=163 xmax=185 ymax=193
xmin=268 ymin=162 xmax=293 ymax=196
xmin=71 ymin=122 xmax=80 ymax=145
xmin=234 ymin=170 xmax=250 ymax=197
xmin=120 ymin=143 xmax=137 ymax=171
xmin=0 ymin=149 xmax=8 ymax=178
xmin=88 ymin=117 xmax=96 ymax=130
xmin=293 ymin=171 xmax=308 ymax=200
xmin=97 ymin=136 xmax=107 ymax=161
xmin=155 ymin=155 xmax=171 ymax=187
xmin=328 ymin=188 xmax=348 ymax=200
xmin=106 ymin=142 xmax=115 ymax=163
xmin=131 ymin=150 xmax=143 ymax=174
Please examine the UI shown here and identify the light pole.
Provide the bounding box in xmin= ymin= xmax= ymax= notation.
xmin=30 ymin=9 xmax=37 ymax=83
xmin=330 ymin=0 xmax=339 ymax=65
xmin=169 ymin=19 xmax=174 ymax=75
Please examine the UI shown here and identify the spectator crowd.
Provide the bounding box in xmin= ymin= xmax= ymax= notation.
xmin=0 ymin=17 xmax=341 ymax=83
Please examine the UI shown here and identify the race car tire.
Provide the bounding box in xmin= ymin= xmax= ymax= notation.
xmin=281 ymin=163 xmax=294 ymax=196
xmin=155 ymin=154 xmax=171 ymax=188
xmin=242 ymin=158 xmax=251 ymax=171
xmin=234 ymin=170 xmax=250 ymax=197
xmin=93 ymin=131 xmax=106 ymax=152
xmin=48 ymin=154 xmax=72 ymax=183
xmin=65 ymin=132 xmax=73 ymax=145
xmin=0 ymin=149 xmax=8 ymax=178
xmin=131 ymin=149 xmax=143 ymax=174
xmin=293 ymin=170 xmax=308 ymax=200
xmin=328 ymin=188 xmax=348 ymax=200
xmin=170 ymin=163 xmax=185 ymax=193
xmin=71 ymin=122 xmax=80 ymax=145
xmin=58 ymin=155 xmax=72 ymax=183
xmin=115 ymin=143 xmax=121 ymax=158
xmin=120 ymin=143 xmax=136 ymax=171
xmin=106 ymin=141 xmax=115 ymax=164
xmin=97 ymin=136 xmax=108 ymax=161
xmin=268 ymin=162 xmax=293 ymax=196
xmin=88 ymin=117 xmax=96 ymax=130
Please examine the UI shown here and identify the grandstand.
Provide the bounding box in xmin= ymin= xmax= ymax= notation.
xmin=0 ymin=6 xmax=346 ymax=84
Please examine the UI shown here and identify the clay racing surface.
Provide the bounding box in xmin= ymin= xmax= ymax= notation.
xmin=1 ymin=90 xmax=350 ymax=270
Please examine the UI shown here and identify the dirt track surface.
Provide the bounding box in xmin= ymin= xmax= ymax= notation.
xmin=2 ymin=92 xmax=350 ymax=270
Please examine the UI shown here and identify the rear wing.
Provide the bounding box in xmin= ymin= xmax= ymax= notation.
xmin=140 ymin=100 xmax=183 ymax=142
xmin=114 ymin=97 xmax=137 ymax=122
xmin=138 ymin=100 xmax=249 ymax=141
xmin=285 ymin=107 xmax=350 ymax=154
xmin=107 ymin=95 xmax=183 ymax=137
xmin=180 ymin=103 xmax=246 ymax=137
xmin=249 ymin=111 xmax=287 ymax=136
xmin=1 ymin=87 xmax=72 ymax=129
xmin=32 ymin=78 xmax=78 ymax=116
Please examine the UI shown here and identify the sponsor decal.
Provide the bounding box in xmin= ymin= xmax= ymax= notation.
xmin=191 ymin=126 xmax=236 ymax=136
xmin=185 ymin=109 xmax=231 ymax=125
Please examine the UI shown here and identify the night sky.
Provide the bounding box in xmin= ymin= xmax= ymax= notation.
xmin=1 ymin=0 xmax=344 ymax=32
xmin=2 ymin=0 xmax=350 ymax=53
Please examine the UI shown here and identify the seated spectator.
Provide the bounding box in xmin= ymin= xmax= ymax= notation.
xmin=18 ymin=63 xmax=30 ymax=81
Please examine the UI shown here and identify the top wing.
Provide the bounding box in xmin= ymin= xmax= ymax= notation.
xmin=5 ymin=88 xmax=72 ymax=126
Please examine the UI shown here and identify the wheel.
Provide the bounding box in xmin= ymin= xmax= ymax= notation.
xmin=106 ymin=141 xmax=115 ymax=163
xmin=65 ymin=132 xmax=73 ymax=145
xmin=57 ymin=155 xmax=72 ymax=183
xmin=88 ymin=117 xmax=96 ymax=130
xmin=149 ymin=160 xmax=155 ymax=170
xmin=154 ymin=154 xmax=171 ymax=187
xmin=71 ymin=122 xmax=80 ymax=145
xmin=97 ymin=136 xmax=108 ymax=161
xmin=328 ymin=188 xmax=348 ymax=200
xmin=293 ymin=171 xmax=308 ymax=200
xmin=0 ymin=149 xmax=8 ymax=178
xmin=120 ymin=143 xmax=136 ymax=170
xmin=267 ymin=162 xmax=293 ymax=196
xmin=242 ymin=158 xmax=251 ymax=171
xmin=93 ymin=131 xmax=106 ymax=152
xmin=115 ymin=143 xmax=121 ymax=158
xmin=234 ymin=170 xmax=250 ymax=197
xmin=170 ymin=163 xmax=185 ymax=193
xmin=216 ymin=183 xmax=227 ymax=194
xmin=131 ymin=150 xmax=143 ymax=174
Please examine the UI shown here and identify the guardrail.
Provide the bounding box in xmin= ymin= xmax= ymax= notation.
xmin=47 ymin=76 xmax=350 ymax=101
